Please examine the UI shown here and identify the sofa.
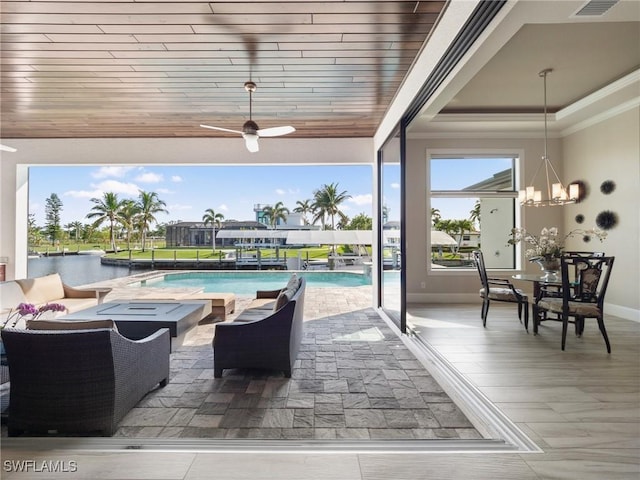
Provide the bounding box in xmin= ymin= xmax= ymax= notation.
xmin=1 ymin=322 xmax=170 ymax=436
xmin=1 ymin=273 xmax=107 ymax=326
xmin=213 ymin=275 xmax=306 ymax=378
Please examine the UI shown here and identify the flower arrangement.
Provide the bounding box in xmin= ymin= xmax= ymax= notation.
xmin=508 ymin=226 xmax=607 ymax=261
xmin=2 ymin=302 xmax=68 ymax=328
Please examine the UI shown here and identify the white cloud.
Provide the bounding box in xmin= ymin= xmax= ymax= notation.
xmin=95 ymin=180 xmax=141 ymax=196
xmin=275 ymin=188 xmax=286 ymax=195
xmin=390 ymin=182 xmax=400 ymax=189
xmin=218 ymin=204 xmax=229 ymax=212
xmin=156 ymin=188 xmax=173 ymax=194
xmin=91 ymin=166 xmax=134 ymax=179
xmin=136 ymin=172 xmax=163 ymax=183
xmin=167 ymin=203 xmax=192 ymax=211
xmin=64 ymin=189 xmax=102 ymax=199
xmin=348 ymin=194 xmax=373 ymax=206
xmin=171 ymin=175 xmax=183 ymax=183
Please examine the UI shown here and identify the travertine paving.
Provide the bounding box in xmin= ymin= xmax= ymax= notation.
xmin=114 ymin=288 xmax=479 ymax=440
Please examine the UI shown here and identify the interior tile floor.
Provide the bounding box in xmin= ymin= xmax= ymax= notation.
xmin=2 ymin=284 xmax=639 ymax=479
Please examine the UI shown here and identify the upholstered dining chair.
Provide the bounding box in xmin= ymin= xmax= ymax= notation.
xmin=534 ymin=255 xmax=614 ymax=352
xmin=472 ymin=250 xmax=529 ymax=331
xmin=534 ymin=251 xmax=606 ymax=326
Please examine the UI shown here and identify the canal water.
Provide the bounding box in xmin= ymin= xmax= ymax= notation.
xmin=27 ymin=255 xmax=135 ymax=286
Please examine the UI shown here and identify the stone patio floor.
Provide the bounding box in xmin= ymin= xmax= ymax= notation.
xmin=109 ymin=285 xmax=481 ymax=440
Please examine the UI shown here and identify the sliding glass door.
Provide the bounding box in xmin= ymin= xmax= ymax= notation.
xmin=377 ymin=126 xmax=405 ymax=332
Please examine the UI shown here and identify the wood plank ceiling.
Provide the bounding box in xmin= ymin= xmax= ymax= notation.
xmin=0 ymin=1 xmax=447 ymax=139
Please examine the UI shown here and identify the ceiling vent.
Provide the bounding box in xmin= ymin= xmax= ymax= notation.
xmin=573 ymin=0 xmax=618 ymax=16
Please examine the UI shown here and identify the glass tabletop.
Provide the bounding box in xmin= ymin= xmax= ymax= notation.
xmin=512 ymin=273 xmax=562 ymax=285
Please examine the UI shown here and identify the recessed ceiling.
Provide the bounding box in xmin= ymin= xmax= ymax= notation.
xmin=443 ymin=22 xmax=640 ymax=114
xmin=0 ymin=0 xmax=447 ymax=139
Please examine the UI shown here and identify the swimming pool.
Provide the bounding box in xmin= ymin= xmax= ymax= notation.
xmin=131 ymin=271 xmax=371 ymax=295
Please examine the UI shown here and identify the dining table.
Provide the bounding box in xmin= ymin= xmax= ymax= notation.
xmin=512 ymin=273 xmax=565 ymax=334
xmin=511 ymin=273 xmax=562 ymax=299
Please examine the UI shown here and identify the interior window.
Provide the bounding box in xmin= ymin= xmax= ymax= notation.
xmin=429 ymin=155 xmax=519 ymax=270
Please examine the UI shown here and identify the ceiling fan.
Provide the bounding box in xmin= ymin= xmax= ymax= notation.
xmin=200 ymin=81 xmax=295 ymax=153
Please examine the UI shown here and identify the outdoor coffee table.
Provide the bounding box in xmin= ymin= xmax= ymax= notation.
xmin=60 ymin=301 xmax=207 ymax=351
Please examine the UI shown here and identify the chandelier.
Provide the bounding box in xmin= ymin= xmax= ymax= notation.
xmin=519 ymin=69 xmax=578 ymax=207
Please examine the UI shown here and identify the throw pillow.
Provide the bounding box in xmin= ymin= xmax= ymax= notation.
xmin=26 ymin=319 xmax=118 ymax=332
xmin=285 ymin=273 xmax=299 ymax=292
xmin=273 ymin=290 xmax=291 ymax=312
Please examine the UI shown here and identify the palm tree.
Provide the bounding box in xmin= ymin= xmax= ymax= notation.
xmin=86 ymin=192 xmax=126 ymax=252
xmin=454 ymin=219 xmax=474 ymax=250
xmin=118 ymin=199 xmax=140 ymax=251
xmin=293 ymin=199 xmax=313 ymax=225
xmin=65 ymin=221 xmax=84 ymax=243
xmin=469 ymin=201 xmax=481 ymax=229
xmin=136 ymin=191 xmax=168 ymax=252
xmin=202 ymin=208 xmax=225 ymax=252
xmin=262 ymin=201 xmax=289 ymax=228
xmin=431 ymin=208 xmax=441 ymax=226
xmin=312 ymin=182 xmax=350 ymax=230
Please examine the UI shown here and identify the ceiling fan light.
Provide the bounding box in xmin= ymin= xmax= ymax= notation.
xmin=243 ymin=133 xmax=259 ymax=153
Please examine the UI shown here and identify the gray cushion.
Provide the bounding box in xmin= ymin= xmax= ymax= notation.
xmin=537 ymin=298 xmax=601 ymax=317
xmin=26 ymin=318 xmax=119 ymax=331
xmin=480 ymin=287 xmax=527 ymax=301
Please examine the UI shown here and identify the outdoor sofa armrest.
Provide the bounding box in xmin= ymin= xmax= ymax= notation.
xmin=112 ymin=327 xmax=171 ymax=396
xmin=213 ymin=301 xmax=296 ymax=377
xmin=62 ymin=282 xmax=102 ymax=299
xmin=255 ymin=288 xmax=284 ymax=299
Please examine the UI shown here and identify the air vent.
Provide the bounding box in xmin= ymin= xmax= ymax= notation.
xmin=574 ymin=0 xmax=618 ymax=16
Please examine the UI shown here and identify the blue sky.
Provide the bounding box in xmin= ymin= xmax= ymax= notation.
xmin=28 ymin=165 xmax=382 ymax=227
xmin=28 ymin=158 xmax=509 ymax=228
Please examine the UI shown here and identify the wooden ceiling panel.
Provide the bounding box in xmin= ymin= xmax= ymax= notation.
xmin=0 ymin=0 xmax=448 ymax=138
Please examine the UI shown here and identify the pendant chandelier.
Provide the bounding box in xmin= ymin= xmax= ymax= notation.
xmin=519 ymin=69 xmax=578 ymax=207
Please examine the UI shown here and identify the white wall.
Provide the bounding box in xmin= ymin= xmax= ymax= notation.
xmin=405 ymin=109 xmax=640 ymax=320
xmin=405 ymin=136 xmax=563 ymax=302
xmin=562 ymin=107 xmax=640 ymax=318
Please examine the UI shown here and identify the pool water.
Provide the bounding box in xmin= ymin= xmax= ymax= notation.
xmin=133 ymin=271 xmax=371 ymax=295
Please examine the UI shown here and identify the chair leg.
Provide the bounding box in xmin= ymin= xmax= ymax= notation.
xmin=561 ymin=314 xmax=569 ymax=351
xmin=532 ymin=304 xmax=540 ymax=335
xmin=523 ymin=302 xmax=529 ymax=332
xmin=596 ymin=316 xmax=612 ymax=354
xmin=574 ymin=316 xmax=583 ymax=337
xmin=481 ymin=298 xmax=489 ymax=327
xmin=517 ymin=303 xmax=523 ymax=323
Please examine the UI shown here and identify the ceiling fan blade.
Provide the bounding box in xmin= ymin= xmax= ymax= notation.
xmin=200 ymin=124 xmax=243 ymax=135
xmin=243 ymin=134 xmax=259 ymax=153
xmin=257 ymin=126 xmax=295 ymax=137
xmin=0 ymin=144 xmax=17 ymax=152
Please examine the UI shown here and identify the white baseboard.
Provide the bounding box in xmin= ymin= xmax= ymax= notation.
xmin=407 ymin=293 xmax=478 ymax=304
xmin=407 ymin=294 xmax=639 ymax=323
xmin=605 ymin=303 xmax=640 ymax=323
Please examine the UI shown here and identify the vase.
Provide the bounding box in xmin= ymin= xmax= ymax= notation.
xmin=532 ymin=256 xmax=561 ymax=280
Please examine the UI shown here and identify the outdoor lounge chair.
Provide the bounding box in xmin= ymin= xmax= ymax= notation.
xmin=1 ymin=325 xmax=170 ymax=436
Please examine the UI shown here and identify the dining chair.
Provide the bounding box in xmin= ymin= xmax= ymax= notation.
xmin=534 ymin=251 xmax=605 ymax=325
xmin=534 ymin=255 xmax=614 ymax=352
xmin=472 ymin=250 xmax=529 ymax=331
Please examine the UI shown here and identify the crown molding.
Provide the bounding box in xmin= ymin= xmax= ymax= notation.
xmin=556 ymin=68 xmax=640 ymax=121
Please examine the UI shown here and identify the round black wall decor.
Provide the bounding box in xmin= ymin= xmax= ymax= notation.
xmin=582 ymin=235 xmax=591 ymax=243
xmin=575 ymin=214 xmax=585 ymax=224
xmin=596 ymin=210 xmax=618 ymax=230
xmin=570 ymin=180 xmax=588 ymax=203
xmin=600 ymin=180 xmax=616 ymax=195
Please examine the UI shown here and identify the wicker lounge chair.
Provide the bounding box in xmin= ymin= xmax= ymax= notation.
xmin=1 ymin=326 xmax=170 ymax=436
